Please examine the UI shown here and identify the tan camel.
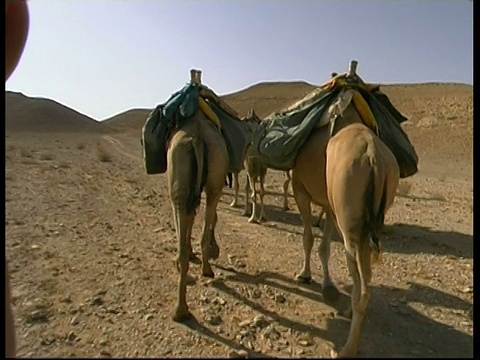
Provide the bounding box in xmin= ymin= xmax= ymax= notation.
xmin=291 ymin=61 xmax=400 ymax=358
xmin=167 ymin=72 xmax=230 ymax=322
xmin=228 ymin=109 xmax=268 ymax=223
xmin=229 ymin=111 xmax=320 ymax=224
xmin=282 ymin=169 xmax=325 ymax=226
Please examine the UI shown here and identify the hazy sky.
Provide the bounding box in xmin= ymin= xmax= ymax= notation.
xmin=6 ymin=0 xmax=473 ymax=121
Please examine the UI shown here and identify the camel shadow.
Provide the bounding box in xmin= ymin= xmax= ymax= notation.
xmin=381 ymin=222 xmax=473 ymax=259
xmin=177 ymin=316 xmax=274 ymax=358
xmin=211 ymin=267 xmax=473 ymax=358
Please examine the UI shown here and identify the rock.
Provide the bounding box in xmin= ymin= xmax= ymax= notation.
xmin=262 ymin=325 xmax=280 ymax=341
xmin=91 ymin=296 xmax=104 ymax=306
xmin=460 ymin=285 xmax=473 ymax=294
xmin=212 ymin=297 xmax=226 ymax=306
xmin=70 ymin=316 xmax=79 ymax=325
xmin=228 ymin=349 xmax=249 ymax=358
xmin=250 ymin=289 xmax=262 ymax=299
xmin=144 ymin=314 xmax=154 ymax=321
xmin=26 ymin=309 xmax=49 ymax=324
xmin=206 ymin=315 xmax=222 ymax=326
xmin=239 ymin=319 xmax=251 ymax=327
xmin=236 ymin=261 xmax=247 ymax=268
xmin=100 ymin=350 xmax=112 ymax=357
xmin=253 ymin=315 xmax=269 ymax=328
xmin=297 ymin=334 xmax=314 ymax=347
xmin=99 ymin=338 xmax=108 ymax=346
xmin=67 ymin=331 xmax=76 ymax=341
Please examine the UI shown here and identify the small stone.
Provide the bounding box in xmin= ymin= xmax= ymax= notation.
xmin=460 ymin=286 xmax=473 ymax=294
xmin=213 ymin=297 xmax=226 ymax=305
xmin=70 ymin=316 xmax=79 ymax=325
xmin=253 ymin=315 xmax=269 ymax=328
xmin=26 ymin=309 xmax=49 ymax=324
xmin=239 ymin=319 xmax=251 ymax=327
xmin=250 ymin=289 xmax=261 ymax=299
xmin=91 ymin=296 xmax=104 ymax=306
xmin=228 ymin=349 xmax=248 ymax=358
xmin=100 ymin=350 xmax=112 ymax=357
xmin=67 ymin=331 xmax=76 ymax=341
xmin=236 ymin=261 xmax=247 ymax=268
xmin=275 ymin=294 xmax=287 ymax=303
xmin=144 ymin=314 xmax=154 ymax=321
xmin=99 ymin=339 xmax=108 ymax=346
xmin=206 ymin=315 xmax=222 ymax=326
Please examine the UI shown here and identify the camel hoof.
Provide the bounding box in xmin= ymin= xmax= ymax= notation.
xmin=202 ymin=269 xmax=215 ymax=278
xmin=242 ymin=211 xmax=251 ymax=217
xmin=172 ymin=310 xmax=193 ymax=323
xmin=282 ymin=206 xmax=289 ymax=211
xmin=295 ymin=274 xmax=312 ymax=283
xmin=248 ymin=217 xmax=259 ymax=224
xmin=322 ymin=285 xmax=341 ymax=303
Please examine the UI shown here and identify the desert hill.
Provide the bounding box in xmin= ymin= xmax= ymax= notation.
xmin=5 ymin=91 xmax=114 ymax=134
xmin=101 ymin=108 xmax=151 ymax=135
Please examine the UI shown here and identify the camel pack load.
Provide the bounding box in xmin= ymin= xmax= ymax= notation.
xmin=252 ymin=71 xmax=419 ymax=178
xmin=141 ymin=69 xmax=249 ymax=175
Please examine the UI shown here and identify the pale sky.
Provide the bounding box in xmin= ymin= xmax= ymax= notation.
xmin=6 ymin=0 xmax=473 ymax=121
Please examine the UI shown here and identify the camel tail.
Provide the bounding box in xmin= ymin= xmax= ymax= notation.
xmin=364 ymin=168 xmax=387 ymax=262
xmin=187 ymin=119 xmax=206 ymax=215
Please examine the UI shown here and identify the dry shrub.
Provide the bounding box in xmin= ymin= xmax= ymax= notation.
xmin=96 ymin=144 xmax=112 ymax=163
xmin=39 ymin=153 xmax=54 ymax=161
xmin=20 ymin=148 xmax=32 ymax=158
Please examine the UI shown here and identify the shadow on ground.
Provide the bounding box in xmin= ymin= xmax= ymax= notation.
xmin=381 ymin=223 xmax=472 ymax=259
xmin=210 ymin=267 xmax=473 ymax=358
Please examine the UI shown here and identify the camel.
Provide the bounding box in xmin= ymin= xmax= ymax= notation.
xmin=166 ymin=71 xmax=230 ymax=322
xmin=291 ymin=61 xmax=400 ymax=358
xmin=228 ymin=109 xmax=268 ymax=223
xmin=229 ymin=111 xmax=326 ymax=225
xmin=282 ymin=169 xmax=325 ymax=226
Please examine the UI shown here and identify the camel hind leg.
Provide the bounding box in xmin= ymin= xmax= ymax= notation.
xmin=258 ymin=169 xmax=267 ymax=222
xmin=242 ymin=174 xmax=251 ymax=217
xmin=248 ymin=174 xmax=260 ymax=224
xmin=331 ymin=234 xmax=372 ymax=358
xmin=171 ymin=205 xmax=195 ymax=322
xmin=229 ymin=172 xmax=240 ymax=207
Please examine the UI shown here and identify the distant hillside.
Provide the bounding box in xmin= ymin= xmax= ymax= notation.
xmin=102 ymin=108 xmax=151 ymax=134
xmin=5 ymin=91 xmax=114 ymax=133
xmin=221 ymin=81 xmax=316 ymax=118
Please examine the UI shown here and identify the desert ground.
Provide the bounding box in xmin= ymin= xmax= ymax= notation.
xmin=5 ymin=81 xmax=473 ymax=358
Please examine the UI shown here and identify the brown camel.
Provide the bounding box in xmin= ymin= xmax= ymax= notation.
xmin=167 ymin=96 xmax=229 ymax=322
xmin=291 ymin=64 xmax=400 ymax=358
